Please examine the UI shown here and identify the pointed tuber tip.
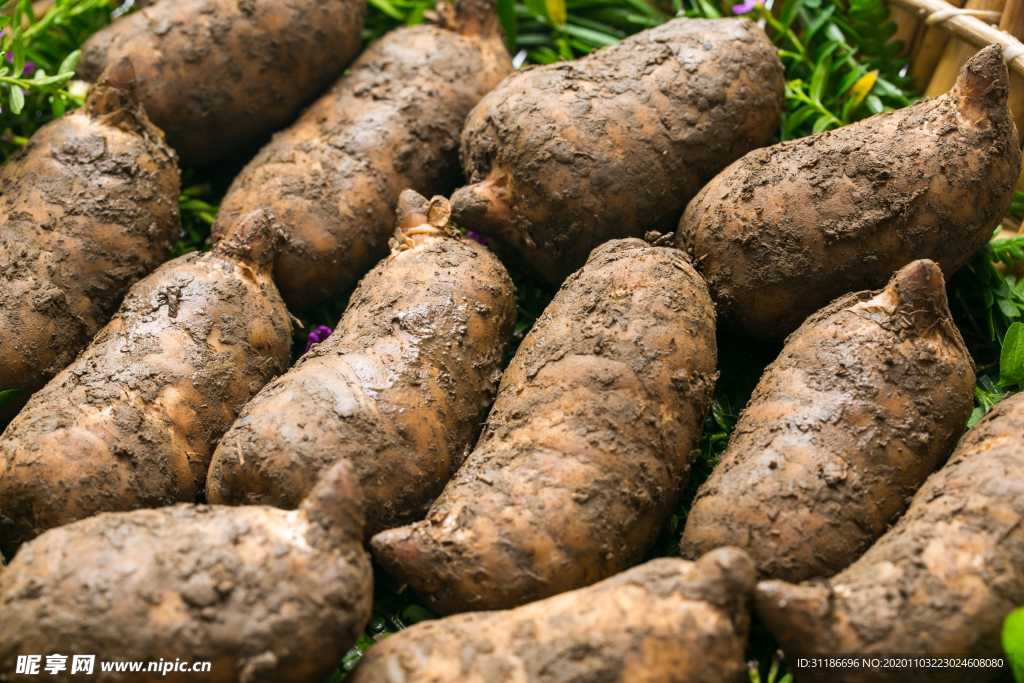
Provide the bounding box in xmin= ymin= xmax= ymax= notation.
xmin=212 ymin=209 xmax=278 ymax=272
xmin=954 ymin=44 xmax=1011 ymax=126
xmin=301 ymin=460 xmax=365 ymax=545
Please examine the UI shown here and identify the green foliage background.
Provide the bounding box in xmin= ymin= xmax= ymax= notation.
xmin=1 ymin=0 xmax=1022 ymax=680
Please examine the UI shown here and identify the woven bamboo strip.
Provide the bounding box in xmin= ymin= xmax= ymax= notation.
xmin=925 ymin=0 xmax=1008 ymax=95
xmin=890 ymin=0 xmax=1024 ymax=81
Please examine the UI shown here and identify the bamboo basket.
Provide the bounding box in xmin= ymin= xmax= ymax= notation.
xmin=888 ymin=0 xmax=1024 ymax=194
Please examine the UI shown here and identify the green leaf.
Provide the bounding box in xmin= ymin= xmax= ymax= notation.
xmin=810 ymin=53 xmax=832 ymax=104
xmin=562 ymin=23 xmax=619 ymax=47
xmin=0 ymin=389 xmax=21 ymax=411
xmin=11 ymin=25 xmax=24 ymax=77
xmin=58 ymin=48 xmax=80 ymax=75
xmin=50 ymin=92 xmax=65 ymax=118
xmin=780 ymin=0 xmax=806 ymax=28
xmin=998 ymin=322 xmax=1024 ymax=387
xmin=9 ymin=84 xmax=24 ymax=115
xmin=802 ymin=5 xmax=835 ymax=46
xmin=496 ymin=0 xmax=517 ymax=50
xmin=367 ymin=0 xmax=403 ymax=21
xmin=1004 ymin=606 xmax=1024 ymax=683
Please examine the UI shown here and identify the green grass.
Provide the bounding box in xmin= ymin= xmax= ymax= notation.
xmin=1 ymin=0 xmax=1022 ymax=680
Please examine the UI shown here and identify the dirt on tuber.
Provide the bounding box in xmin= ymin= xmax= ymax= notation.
xmin=681 ymin=260 xmax=975 ymax=582
xmin=76 ymin=0 xmax=365 ymax=166
xmin=450 ymin=17 xmax=784 ymax=286
xmin=678 ymin=44 xmax=1022 ymax=341
xmin=371 ymin=238 xmax=718 ymax=615
xmin=212 ymin=0 xmax=512 ymax=311
xmin=0 ymin=461 xmax=372 ymax=683
xmin=755 ymin=389 xmax=1024 ymax=682
xmin=0 ymin=211 xmax=291 ymax=556
xmin=0 ymin=57 xmax=180 ymax=424
xmin=205 ymin=190 xmax=517 ymax=541
xmin=348 ymin=548 xmax=756 ymax=683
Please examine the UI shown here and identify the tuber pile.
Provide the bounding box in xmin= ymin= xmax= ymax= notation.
xmin=679 ymin=44 xmax=1022 ymax=340
xmin=206 ymin=190 xmax=517 ymax=540
xmin=681 ymin=260 xmax=975 ymax=582
xmin=450 ymin=17 xmax=784 ymax=285
xmin=372 ymin=238 xmax=718 ymax=614
xmin=212 ymin=0 xmax=512 ymax=310
xmin=0 ymin=58 xmax=180 ymax=423
xmin=0 ymin=211 xmax=291 ymax=556
xmin=348 ymin=548 xmax=756 ymax=683
xmin=0 ymin=461 xmax=372 ymax=683
xmin=755 ymin=390 xmax=1024 ymax=683
xmin=77 ymin=0 xmax=365 ymax=166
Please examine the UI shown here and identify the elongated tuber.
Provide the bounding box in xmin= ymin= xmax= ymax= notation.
xmin=372 ymin=238 xmax=717 ymax=614
xmin=348 ymin=548 xmax=755 ymax=683
xmin=679 ymin=44 xmax=1022 ymax=340
xmin=681 ymin=260 xmax=975 ymax=582
xmin=0 ymin=211 xmax=291 ymax=555
xmin=77 ymin=0 xmax=365 ymax=165
xmin=0 ymin=57 xmax=179 ymax=423
xmin=450 ymin=17 xmax=784 ymax=285
xmin=205 ymin=190 xmax=516 ymax=540
xmin=0 ymin=461 xmax=372 ymax=683
xmin=212 ymin=0 xmax=512 ymax=310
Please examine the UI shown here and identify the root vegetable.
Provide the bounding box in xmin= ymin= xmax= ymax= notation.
xmin=371 ymin=238 xmax=718 ymax=615
xmin=0 ymin=211 xmax=291 ymax=556
xmin=754 ymin=390 xmax=1024 ymax=683
xmin=205 ymin=190 xmax=517 ymax=540
xmin=449 ymin=17 xmax=784 ymax=286
xmin=76 ymin=0 xmax=365 ymax=166
xmin=212 ymin=0 xmax=512 ymax=311
xmin=0 ymin=58 xmax=180 ymax=423
xmin=0 ymin=461 xmax=372 ymax=683
xmin=348 ymin=548 xmax=755 ymax=683
xmin=680 ymin=260 xmax=975 ymax=582
xmin=679 ymin=44 xmax=1022 ymax=341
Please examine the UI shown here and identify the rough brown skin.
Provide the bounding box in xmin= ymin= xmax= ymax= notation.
xmin=206 ymin=190 xmax=516 ymax=540
xmin=371 ymin=238 xmax=718 ymax=615
xmin=449 ymin=17 xmax=784 ymax=286
xmin=679 ymin=44 xmax=1022 ymax=341
xmin=0 ymin=460 xmax=372 ymax=683
xmin=348 ymin=549 xmax=755 ymax=683
xmin=211 ymin=0 xmax=512 ymax=311
xmin=0 ymin=211 xmax=291 ymax=557
xmin=76 ymin=0 xmax=365 ymax=166
xmin=680 ymin=260 xmax=975 ymax=582
xmin=0 ymin=57 xmax=180 ymax=424
xmin=755 ymin=390 xmax=1024 ymax=683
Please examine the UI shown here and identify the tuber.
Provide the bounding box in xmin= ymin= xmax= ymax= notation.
xmin=678 ymin=44 xmax=1022 ymax=340
xmin=680 ymin=260 xmax=975 ymax=582
xmin=205 ymin=190 xmax=517 ymax=540
xmin=0 ymin=461 xmax=372 ymax=683
xmin=212 ymin=0 xmax=512 ymax=310
xmin=77 ymin=0 xmax=365 ymax=165
xmin=450 ymin=17 xmax=784 ymax=286
xmin=754 ymin=390 xmax=1024 ymax=683
xmin=0 ymin=57 xmax=179 ymax=423
xmin=371 ymin=238 xmax=718 ymax=614
xmin=0 ymin=211 xmax=291 ymax=556
xmin=348 ymin=548 xmax=755 ymax=683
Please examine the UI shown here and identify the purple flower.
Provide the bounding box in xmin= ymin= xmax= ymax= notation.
xmin=304 ymin=325 xmax=333 ymax=353
xmin=732 ymin=0 xmax=757 ymax=13
xmin=4 ymin=50 xmax=36 ymax=76
xmin=466 ymin=231 xmax=487 ymax=245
